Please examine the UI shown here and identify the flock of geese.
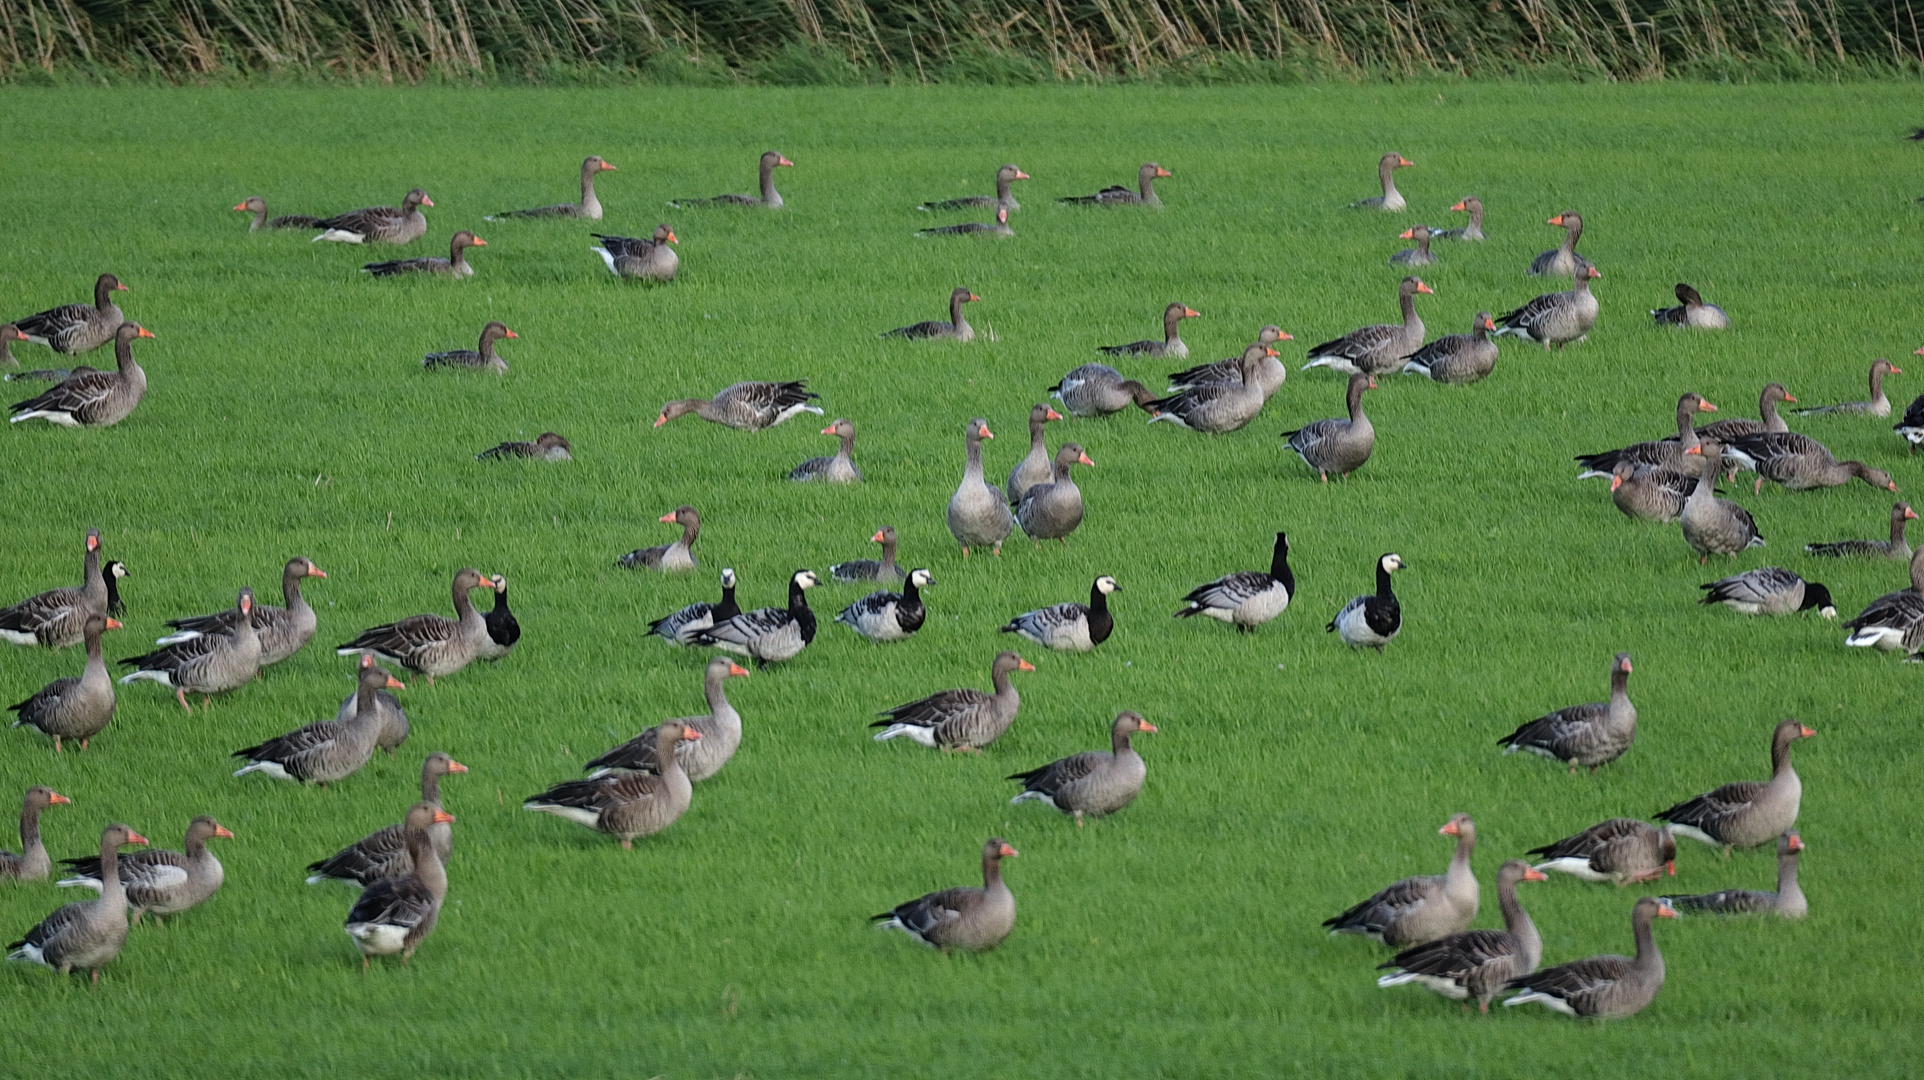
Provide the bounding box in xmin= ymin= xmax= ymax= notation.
xmin=0 ymin=146 xmax=1909 ymax=1020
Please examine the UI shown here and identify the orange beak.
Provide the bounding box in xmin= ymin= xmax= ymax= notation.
xmin=477 ymin=576 xmax=497 ymax=590
xmin=447 ymin=760 xmax=469 ymax=773
xmin=1137 ymin=721 xmax=1159 ymax=733
xmin=1481 ymin=317 xmax=1496 ymax=331
xmin=1548 ymin=214 xmax=1565 ymax=226
xmin=1893 ymin=366 xmax=1906 ymax=375
xmin=1589 ymin=267 xmax=1602 ymax=279
xmin=821 ymin=424 xmax=838 ymax=435
xmin=232 ymin=202 xmax=249 ymax=212
xmin=778 ymin=156 xmax=795 ymax=167
xmin=658 ymin=511 xmax=678 ymax=523
xmin=870 ymin=529 xmax=887 ymax=542
xmin=1398 ymin=228 xmax=1415 ymax=239
xmin=87 ymin=534 xmax=100 ymax=551
xmin=240 ymin=596 xmax=253 ymax=614
xmin=1908 ymin=508 xmax=1919 ymax=521
xmin=105 ymin=618 xmax=124 ymax=630
xmin=48 ymin=793 xmax=71 ymax=805
xmin=1077 ymin=451 xmax=1095 ymax=467
xmin=137 ymin=327 xmax=155 ymax=338
xmin=969 ymin=293 xmax=982 ymax=302
xmin=1045 ymin=407 xmax=1064 ymax=421
xmin=1621 ymin=659 xmax=1633 ymax=673
xmin=1665 ymin=860 xmax=1676 ymax=877
xmin=999 ymin=843 xmax=1020 ymax=857
xmin=1016 ymin=659 xmax=1036 ymax=672
xmin=1683 ymin=445 xmax=1703 ymax=456
xmin=1450 ymin=200 xmax=1467 ymax=211
xmin=1015 ymin=170 xmax=1030 ymax=180
xmin=1783 ymin=392 xmax=1798 ymax=402
xmin=433 ymin=810 xmax=456 ymax=824
xmin=654 ymin=412 xmax=670 ymax=428
xmin=666 ymin=231 xmax=678 ymax=244
xmin=728 ymin=662 xmax=750 ymax=677
xmin=1265 ymin=347 xmax=1279 ymax=357
xmin=1787 ymin=835 xmax=1804 ymax=852
xmin=125 ymin=831 xmax=149 ymax=846
xmin=1155 ymin=167 xmax=1172 ymax=178
xmin=1415 ymin=282 xmax=1434 ymax=294
xmin=1396 ymin=157 xmax=1413 ymax=167
xmin=1439 ymin=820 xmax=1461 ymax=836
xmin=502 ymin=328 xmax=518 ymax=339
xmin=471 ymin=237 xmax=488 ymax=246
xmin=1523 ymin=867 xmax=1549 ymax=882
xmin=1799 ymin=724 xmax=1817 ymax=737
xmin=979 ymin=424 xmax=994 ymax=439
xmin=1698 ymin=400 xmax=1718 ymax=412
xmin=683 ymin=729 xmax=703 ymax=740
xmin=1366 ymin=377 xmax=1378 ymax=389
xmin=308 ymin=565 xmax=328 ymax=578
xmin=1657 ymin=902 xmax=1679 ymax=918
xmin=600 ymin=161 xmax=617 ymax=171
xmin=1183 ymin=307 xmax=1201 ymax=318
xmin=1276 ymin=331 xmax=1295 ymax=341
xmin=1610 ymin=475 xmax=1624 ymax=493
xmin=116 ymin=282 xmax=130 ymax=292
xmin=385 ymin=675 xmax=406 ymax=690
xmin=421 ymin=196 xmax=435 ymax=207
xmin=214 ymin=825 xmax=235 ymax=839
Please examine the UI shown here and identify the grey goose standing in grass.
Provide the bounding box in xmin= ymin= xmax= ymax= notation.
xmin=336 ymin=568 xmax=496 ymax=682
xmin=1657 ymin=718 xmax=1813 ymax=853
xmin=1432 ymin=196 xmax=1485 ymax=241
xmin=1302 ymin=277 xmax=1430 ymax=376
xmin=120 ymin=587 xmax=262 ymax=711
xmin=1503 ymin=897 xmax=1676 ymax=1019
xmin=1 ymin=787 xmax=69 ymax=881
xmin=1285 ymin=374 xmax=1377 ymax=482
xmin=1166 ymin=325 xmax=1293 ymax=396
xmin=1610 ymin=462 xmax=1701 ymax=523
xmin=233 ymin=659 xmax=405 ymax=785
xmin=8 ymin=322 xmax=154 ymax=427
xmin=58 ymin=815 xmax=230 ymax=926
xmin=1528 ymin=211 xmax=1594 ymax=277
xmin=919 ymin=164 xmax=1029 ymax=213
xmin=10 ymin=613 xmax=119 ymax=752
xmin=157 ymin=557 xmax=326 ymax=666
xmin=790 ymin=418 xmax=862 ymax=482
xmin=1495 ymin=265 xmax=1601 ymax=349
xmin=363 ymin=230 xmax=485 ymax=278
xmin=1528 ymin=818 xmax=1676 ymax=886
xmin=948 ymin=418 xmax=1014 ymax=556
xmin=7 ymin=273 xmax=127 ymax=354
xmin=1015 ymin=443 xmax=1094 ymax=544
xmin=837 ymin=569 xmax=932 ymax=643
xmin=488 ymin=155 xmax=615 ymax=220
xmin=1808 ymin=502 xmax=1916 ymax=559
xmin=1723 ymin=431 xmax=1897 ymax=494
xmin=592 ymin=224 xmax=678 ymax=281
xmin=618 ymin=506 xmax=701 ymax=572
xmin=1389 ymin=224 xmax=1436 ymax=266
xmin=1329 ymin=553 xmax=1405 ymax=650
xmin=1001 ymin=576 xmax=1116 ymax=652
xmin=1175 ymin=532 xmax=1294 ymax=631
xmin=831 ymin=528 xmax=905 ymax=584
xmin=874 ymin=839 xmax=1018 ymax=951
xmin=1574 ymin=392 xmax=1719 ymax=478
xmin=305 ymin=752 xmax=467 ymax=886
xmin=6 ymin=823 xmax=146 ymax=985
xmin=311 ymin=188 xmax=432 ymax=244
xmin=694 ymin=570 xmax=820 ymax=665
xmin=523 ymin=723 xmax=699 ymax=848
xmin=651 ymin=568 xmax=739 ymax=645
xmin=332 ymin=653 xmax=410 ymax=754
xmin=654 ymin=380 xmax=822 ymax=430
xmin=1650 ymin=282 xmax=1729 ymax=329
xmin=1666 ymin=831 xmax=1807 ymax=918
xmin=1099 ymin=302 xmax=1199 ymax=360
xmin=583 ymin=657 xmax=749 ymax=782
xmin=1499 ymin=653 xmax=1636 ymax=775
xmin=914 ymin=206 xmax=1013 ymax=237
xmin=0 ymin=529 xmax=109 ymax=649
xmin=1048 ymin=363 xmax=1157 ymax=418
xmin=883 ymin=288 xmax=979 ymax=342
xmin=1008 ymin=711 xmax=1153 ymax=825
xmin=233 ymin=196 xmax=322 ymax=231
xmin=1794 ymin=357 xmax=1902 ymax=418
xmin=1007 ymin=404 xmax=1066 ymax=506
xmin=482 ymin=573 xmax=520 ymax=661
xmin=1324 ymin=814 xmax=1478 ymax=947
xmin=1401 ymin=313 xmax=1498 ymax=384
xmin=343 ymin=803 xmax=454 ymax=969
xmin=872 ymin=651 xmax=1034 ymax=751
xmin=1060 ymin=162 xmax=1170 ymax=206
xmin=1376 ymin=860 xmax=1546 ymax=1014
xmin=1842 ymin=547 xmax=1924 ymax=650
xmin=669 ymin=150 xmax=792 ymax=209
xmin=1699 ymin=567 xmax=1835 ymax=618
xmin=1348 ymin=152 xmax=1412 ymax=211
xmin=1142 ymin=345 xmax=1279 ymax=432
xmin=424 ymin=321 xmax=516 ymax=373
xmin=1679 ymin=442 xmax=1764 ymax=563
xmin=478 ymin=432 xmax=571 ymax=460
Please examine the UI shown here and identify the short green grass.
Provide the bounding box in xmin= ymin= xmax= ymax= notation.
xmin=1 ymin=83 xmax=1920 ymax=1078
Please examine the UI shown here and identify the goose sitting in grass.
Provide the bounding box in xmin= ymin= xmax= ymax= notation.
xmin=1000 ymin=576 xmax=1116 ymax=652
xmin=649 ymin=568 xmax=738 ymax=646
xmin=835 ymin=569 xmax=931 ymax=643
xmin=694 ymin=570 xmax=819 ymax=665
xmin=871 ymin=652 xmax=1032 ymax=751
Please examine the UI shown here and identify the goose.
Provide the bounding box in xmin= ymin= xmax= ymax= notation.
xmin=362 ymin=230 xmax=485 ymax=278
xmin=304 ymin=753 xmax=468 ymax=885
xmin=914 ymin=206 xmax=1013 ymax=237
xmin=488 ymin=155 xmax=615 ymax=219
xmin=591 ymin=225 xmax=678 ymax=281
xmin=1495 ymin=266 xmax=1601 ymax=349
xmin=342 ymin=803 xmax=454 ymax=968
xmin=1893 ymin=389 xmax=1924 ymax=452
xmin=119 ymin=587 xmax=263 ymax=711
xmin=7 ymin=273 xmax=128 ymax=354
xmin=882 ymin=288 xmax=979 ymax=342
xmin=871 ymin=651 xmax=1033 ymax=751
xmin=836 ymin=569 xmax=932 ymax=643
xmin=669 ymin=151 xmax=792 ymax=208
xmin=1574 ymin=393 xmax=1719 ymax=478
xmin=1284 ymin=373 xmax=1376 ymax=482
xmin=618 ymin=506 xmax=701 ymax=571
xmin=1015 ymin=443 xmax=1094 ymax=544
xmin=1842 ymin=547 xmax=1924 ymax=650
xmin=582 ymin=656 xmax=749 ymax=782
xmin=1527 ymin=212 xmax=1594 ymax=277
xmin=650 ymin=569 xmax=740 ymax=647
xmin=1432 ymin=196 xmax=1485 ymax=241
xmin=1808 ymin=502 xmax=1916 ymax=559
xmin=1329 ymin=553 xmax=1405 ymax=650
xmin=156 ymin=557 xmax=326 ymax=666
xmin=6 ymin=823 xmax=147 ymax=984
xmin=478 ymin=432 xmax=571 ymax=460
xmin=330 ymin=655 xmax=409 ymax=754
xmin=423 ymin=321 xmax=516 ymax=373
xmin=1166 ymin=325 xmax=1293 ymax=396
xmin=1650 ymin=283 xmax=1729 ymax=329
xmin=1348 ymin=152 xmax=1412 ymax=211
xmin=1006 ymin=404 xmax=1067 ymax=506
xmin=101 ymin=561 xmax=128 ymax=619
xmin=1001 ymin=576 xmax=1116 ymax=652
xmin=1048 ymin=363 xmax=1157 ymax=418
xmin=1389 ymin=224 xmax=1436 ymax=266
xmin=1679 ymin=442 xmax=1765 ymax=562
xmin=10 ymin=612 xmax=120 ymax=751
xmin=8 ymin=322 xmax=155 ymax=427
xmin=57 ymin=816 xmax=230 ymax=925
xmin=831 ymin=529 xmax=905 ymax=584
xmin=1666 ymin=831 xmax=1807 ymax=918
xmin=477 ymin=574 xmax=518 ymax=662
xmin=311 ymin=188 xmax=431 ymax=243
xmin=1658 ymin=718 xmax=1813 ymax=852
xmin=1376 ymin=860 xmax=1545 ymax=1013
xmin=1059 ymin=162 xmax=1170 ymax=206
xmin=1699 ymin=567 xmax=1835 ymax=618
xmin=1528 ymin=818 xmax=1677 ymax=885
xmin=947 ymin=418 xmax=1014 ymax=556
xmin=523 ymin=723 xmax=699 ymax=848
xmin=1143 ymin=345 xmax=1278 ymax=432
xmin=233 ymin=196 xmax=322 ymax=231
xmin=655 ymin=380 xmax=822 ymax=430
xmin=873 ymin=838 xmax=1018 ymax=951
xmin=1686 ymin=382 xmax=1795 ymax=443
xmin=1008 ymin=711 xmax=1153 ymax=825
xmin=789 ymin=418 xmax=862 ymax=482
xmin=334 ymin=567 xmax=497 ymax=682
xmin=1323 ymin=814 xmax=1478 ymax=946
xmin=1099 ymin=303 xmax=1200 ymax=360
xmin=694 ymin=570 xmax=820 ymax=665
xmin=233 ymin=659 xmax=405 ymax=785
xmin=1499 ymin=652 xmax=1636 ymax=774
xmin=0 ymin=787 xmax=69 ymax=881
xmin=1302 ymin=277 xmax=1431 ymax=376
xmin=1400 ymin=313 xmax=1498 ymax=384
xmin=1794 ymin=358 xmax=1902 ymax=418
xmin=918 ymin=164 xmax=1028 ymax=213
xmin=0 ymin=529 xmax=110 ymax=649
xmin=1175 ymin=531 xmax=1293 ymax=631
xmin=1503 ymin=897 xmax=1677 ymax=1018
xmin=1723 ymin=431 xmax=1896 ymax=494
xmin=0 ymin=323 xmax=21 ymax=368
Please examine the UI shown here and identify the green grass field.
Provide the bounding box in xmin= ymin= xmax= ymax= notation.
xmin=1 ymin=82 xmax=1921 ymax=1077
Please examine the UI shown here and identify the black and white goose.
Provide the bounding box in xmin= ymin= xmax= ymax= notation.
xmin=1000 ymin=576 xmax=1117 ymax=653
xmin=477 ymin=574 xmax=519 ymax=661
xmin=1700 ymin=567 xmax=1836 ymax=618
xmin=1174 ymin=532 xmax=1294 ymax=632
xmin=836 ymin=569 xmax=932 ymax=643
xmin=1329 ymin=553 xmax=1405 ymax=650
xmin=649 ymin=568 xmax=739 ymax=646
xmin=694 ymin=570 xmax=819 ymax=665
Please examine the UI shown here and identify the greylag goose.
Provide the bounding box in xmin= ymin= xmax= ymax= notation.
xmin=1658 ymin=718 xmax=1813 ymax=852
xmin=233 ymin=659 xmax=405 ymax=785
xmin=836 ymin=569 xmax=932 ymax=643
xmin=583 ymin=657 xmax=748 ymax=782
xmin=919 ymin=164 xmax=1028 ymax=212
xmin=872 ymin=651 xmax=1033 ymax=751
xmin=6 ymin=823 xmax=146 ymax=984
xmin=1048 ymin=363 xmax=1156 ymax=418
xmin=1008 ymin=711 xmax=1153 ymax=825
xmin=1348 ymin=152 xmax=1412 ymax=211
xmin=882 ymin=288 xmax=979 ymax=342
xmin=873 ymin=838 xmax=1018 ymax=951
xmin=0 ymin=323 xmax=20 ymax=368
xmin=424 ymin=321 xmax=516 ymax=373
xmin=312 ymin=188 xmax=431 ymax=243
xmin=1574 ymin=393 xmax=1719 ymax=478
xmin=1650 ymin=283 xmax=1729 ymax=329
xmin=8 ymin=322 xmax=154 ymax=427
xmin=1099 ymin=303 xmax=1200 ymax=360
xmin=1842 ymin=547 xmax=1924 ymax=650
xmin=233 ymin=196 xmax=322 ymax=231
xmin=1612 ymin=462 xmax=1706 ymax=524
xmin=0 ymin=787 xmax=69 ymax=881
xmin=1529 ymin=818 xmax=1676 ymax=885
xmin=1175 ymin=531 xmax=1294 ymax=631
xmin=1808 ymin=502 xmax=1916 ymax=559
xmin=10 ymin=613 xmax=119 ymax=751
xmin=1284 ymin=373 xmax=1376 ymax=482
xmin=343 ymin=803 xmax=454 ymax=968
xmin=789 ymin=417 xmax=862 ymax=482
xmin=1376 ymin=860 xmax=1545 ymax=1013
xmin=591 ymin=225 xmax=678 ymax=281
xmin=523 ymin=723 xmax=699 ymax=848
xmin=1503 ymin=897 xmax=1676 ymax=1018
xmin=669 ymin=151 xmax=792 ymax=208
xmin=305 ymin=753 xmax=467 ymax=885
xmin=1329 ymin=553 xmax=1406 ymax=650
xmin=334 ymin=567 xmax=496 ymax=682
xmin=1007 ymin=403 xmax=1066 ymax=505
xmin=1015 ymin=443 xmax=1094 ymax=544
xmin=1700 ymin=567 xmax=1835 ymax=618
xmin=1001 ymin=576 xmax=1116 ymax=652
xmin=478 ymin=432 xmax=571 ymax=460
xmin=1527 ymin=212 xmax=1594 ymax=277
xmin=1679 ymin=443 xmax=1765 ymax=562
xmin=1432 ymin=196 xmax=1485 ymax=241
xmin=1389 ymin=224 xmax=1436 ymax=267
xmin=1401 ymin=313 xmax=1497 ymax=384
xmin=488 ymin=155 xmax=615 ymax=220
xmin=1498 ymin=652 xmax=1636 ymax=774
xmin=655 ymin=380 xmax=822 ymax=430
xmin=694 ymin=569 xmax=820 ymax=665
xmin=157 ymin=557 xmax=326 ymax=666
xmin=8 ymin=274 xmax=127 ymax=354
xmin=58 ymin=816 xmax=229 ymax=925
xmin=1666 ymin=831 xmax=1806 ymax=918
xmin=478 ymin=574 xmax=519 ymax=662
xmin=617 ymin=506 xmax=701 ymax=571
xmin=0 ymin=528 xmax=109 ymax=648
xmin=1723 ymin=431 xmax=1896 ymax=494
xmin=1143 ymin=345 xmax=1278 ymax=432
xmin=914 ymin=207 xmax=1014 ymax=236
xmin=1495 ymin=266 xmax=1601 ymax=349
xmin=1687 ymin=382 xmax=1795 ymax=443
xmin=649 ymin=568 xmax=737 ymax=645
xmin=1166 ymin=325 xmax=1292 ymax=396
xmin=831 ymin=528 xmax=905 ymax=584
xmin=119 ymin=587 xmax=263 ymax=710
xmin=363 ymin=231 xmax=485 ymax=278
xmin=1324 ymin=814 xmax=1478 ymax=946
xmin=1059 ymin=162 xmax=1170 ymax=206
xmin=947 ymin=418 xmax=1014 ymax=556
xmin=1302 ymin=277 xmax=1430 ymax=376
xmin=1795 ymin=357 xmax=1902 ymax=418
xmin=1893 ymin=385 xmax=1924 ymax=451
xmin=332 ymin=653 xmax=410 ymax=754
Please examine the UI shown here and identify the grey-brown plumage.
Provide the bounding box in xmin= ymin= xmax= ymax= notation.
xmin=312 ymin=188 xmax=431 ymax=244
xmin=1377 ymin=860 xmax=1545 ymax=1013
xmin=1689 ymin=382 xmax=1795 ymax=443
xmin=592 ymin=224 xmax=679 ymax=281
xmin=157 ymin=557 xmax=326 ymax=666
xmin=1048 ymin=363 xmax=1156 ymax=418
xmin=305 ymin=753 xmax=467 ymax=886
xmin=119 ymin=586 xmax=263 ymax=711
xmin=830 ymin=529 xmax=905 ymax=584
xmin=1166 ymin=325 xmax=1292 ymax=397
xmin=478 ymin=432 xmax=571 ymax=461
xmin=918 ymin=164 xmax=1028 ymax=213
xmin=1015 ymin=443 xmax=1094 ymax=543
xmin=1060 ymin=162 xmax=1170 ymax=207
xmin=1528 ymin=818 xmax=1677 ymax=886
xmin=0 ymin=787 xmax=69 ymax=881
xmin=873 ymin=838 xmax=1018 ymax=951
xmin=1008 ymin=711 xmax=1153 ymax=825
xmin=1433 ymin=196 xmax=1484 ymax=240
xmin=363 ymin=230 xmax=485 ymax=278
xmin=914 ymin=206 xmax=1013 ymax=236
xmin=584 ymin=657 xmax=749 ymax=782
xmin=1725 ymin=431 xmax=1897 ymax=494
xmin=790 ymin=417 xmax=862 ymax=482
xmin=524 ymin=723 xmax=699 ymax=848
xmin=233 ymin=660 xmax=404 ymax=785
xmin=1495 ymin=266 xmax=1601 ymax=349
xmin=57 ymin=816 xmax=230 ymax=924
xmin=335 ymin=568 xmax=496 ymax=681
xmin=1324 ymin=814 xmax=1479 ymax=947
xmin=655 ymin=380 xmax=822 ymax=430
xmin=423 ymin=321 xmax=516 ymax=374
xmin=1005 ymin=404 xmax=1065 ymax=506
xmin=8 ymin=322 xmax=155 ymax=427
xmin=489 ymin=155 xmax=615 ymax=220
xmin=10 ymin=613 xmax=119 ymax=751
xmin=1347 ymin=152 xmax=1411 ymax=211
xmin=233 ymin=196 xmax=322 ymax=231
xmin=1284 ymin=373 xmax=1376 ymax=482
xmin=1527 ymin=211 xmax=1594 ymax=277
xmin=669 ymin=151 xmax=792 ymax=209
xmin=1794 ymin=357 xmax=1901 ymax=418
xmin=1401 ymin=312 xmax=1497 ymax=384
xmin=1389 ymin=223 xmax=1436 ymax=266
xmin=1699 ymin=567 xmax=1835 ymax=618
xmin=1574 ymin=392 xmax=1720 ymax=478
xmin=1302 ymin=277 xmax=1431 ymax=376
xmin=1808 ymin=502 xmax=1915 ymax=559
xmin=1666 ymin=831 xmax=1807 ymax=918
xmin=8 ymin=824 xmax=146 ymax=983
xmin=0 ymin=323 xmax=21 ymax=368
xmin=948 ymin=418 xmax=1013 ymax=556
xmin=1658 ymin=718 xmax=1813 ymax=852
xmin=343 ymin=803 xmax=452 ymax=968
xmin=1650 ymin=282 xmax=1729 ymax=329
xmin=1099 ymin=302 xmax=1199 ymax=359
xmin=7 ymin=273 xmax=127 ymax=354
xmin=334 ymin=653 xmax=410 ymax=753
xmin=1143 ymin=345 xmax=1277 ymax=432
xmin=618 ymin=506 xmax=701 ymax=572
xmin=1609 ymin=461 xmax=1698 ymax=522
xmin=694 ymin=570 xmax=820 ymax=665
xmin=0 ymin=529 xmax=108 ymax=649
xmin=872 ymin=651 xmax=1033 ymax=751
xmin=1679 ymin=442 xmax=1764 ymax=563
xmin=1499 ymin=653 xmax=1636 ymax=774
xmin=1504 ymin=897 xmax=1676 ymax=1018
xmin=883 ymin=288 xmax=979 ymax=342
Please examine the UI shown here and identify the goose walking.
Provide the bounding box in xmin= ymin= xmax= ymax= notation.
xmin=1666 ymin=831 xmax=1806 ymax=918
xmin=1699 ymin=567 xmax=1835 ymax=618
xmin=1007 ymin=404 xmax=1066 ymax=506
xmin=947 ymin=418 xmax=1013 ymax=557
xmin=57 ymin=816 xmax=230 ymax=925
xmin=156 ymin=557 xmax=326 ymax=666
xmin=836 ymin=569 xmax=932 ymax=643
xmin=1498 ymin=653 xmax=1636 ymax=774
xmin=873 ymin=839 xmax=1018 ymax=951
xmin=1503 ymin=897 xmax=1676 ymax=1018
xmin=591 ymin=225 xmax=678 ymax=281
xmin=1 ymin=787 xmax=69 ymax=881
xmin=1389 ymin=224 xmax=1436 ymax=266
xmin=882 ymin=288 xmax=979 ymax=342
xmin=1575 ymin=393 xmax=1719 ymax=478
xmin=617 ymin=506 xmax=701 ymax=571
xmin=1376 ymin=860 xmax=1545 ymax=1013
xmin=914 ymin=206 xmax=1013 ymax=237
xmin=119 ymin=587 xmax=263 ymax=710
xmin=1650 ymin=283 xmax=1729 ymax=329
xmin=233 ymin=659 xmax=405 ymax=785
xmin=6 ymin=823 xmax=146 ymax=984
xmin=8 ymin=322 xmax=155 ymax=427
xmin=1008 ymin=711 xmax=1154 ymax=825
xmin=1329 ymin=554 xmax=1405 ymax=650
xmin=8 ymin=274 xmax=128 ymax=355
xmin=0 ymin=529 xmax=111 ymax=649
xmin=871 ymin=651 xmax=1033 ymax=752
xmin=1348 ymin=152 xmax=1412 ymax=211
xmin=694 ymin=570 xmax=820 ymax=665
xmin=1014 ymin=444 xmax=1094 ymax=544
xmin=1001 ymin=576 xmax=1116 ymax=652
xmin=305 ymin=753 xmax=467 ymax=885
xmin=654 ymin=380 xmax=822 ymax=430
xmin=789 ymin=418 xmax=862 ymax=482
xmin=1528 ymin=818 xmax=1676 ymax=885
xmin=488 ymin=155 xmax=615 ymax=220
xmin=1166 ymin=325 xmax=1292 ymax=396
xmin=583 ymin=657 xmax=749 ymax=782
xmin=311 ymin=188 xmax=431 ymax=244
xmin=523 ymin=723 xmax=699 ymax=848
xmin=423 ymin=321 xmax=516 ymax=373
xmin=335 ymin=568 xmax=496 ymax=682
xmin=649 ymin=568 xmax=739 ymax=645
xmin=1679 ymin=443 xmax=1764 ymax=562
xmin=830 ymin=528 xmax=905 ymax=584
xmin=342 ymin=803 xmax=454 ymax=968
xmin=1099 ymin=303 xmax=1199 ymax=360
xmin=1401 ymin=313 xmax=1498 ymax=384
xmin=478 ymin=432 xmax=571 ymax=460
xmin=1433 ymin=196 xmax=1485 ymax=241
xmin=1048 ymin=363 xmax=1156 ymax=418
xmin=1059 ymin=163 xmax=1169 ymax=207
xmin=669 ymin=151 xmax=792 ymax=209
xmin=1286 ymin=374 xmax=1377 ymax=482
xmin=1808 ymin=502 xmax=1916 ymax=559
xmin=1657 ymin=718 xmax=1813 ymax=853
xmin=1794 ymin=358 xmax=1901 ymax=418
xmin=1495 ymin=266 xmax=1601 ymax=349
xmin=363 ymin=230 xmax=485 ymax=278
xmin=1528 ymin=212 xmax=1594 ymax=277
xmin=918 ymin=164 xmax=1028 ymax=213
xmin=1723 ymin=431 xmax=1896 ymax=494
xmin=1143 ymin=345 xmax=1278 ymax=432
xmin=1324 ymin=814 xmax=1478 ymax=947
xmin=1302 ymin=277 xmax=1430 ymax=376
xmin=233 ymin=196 xmax=322 ymax=231
xmin=1175 ymin=532 xmax=1294 ymax=631
xmin=1842 ymin=547 xmax=1924 ymax=650
xmin=10 ymin=613 xmax=119 ymax=751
